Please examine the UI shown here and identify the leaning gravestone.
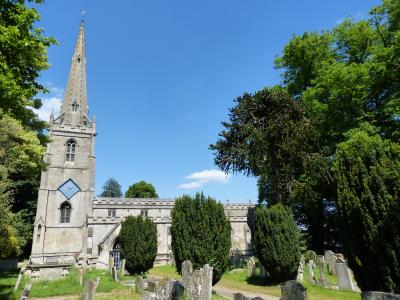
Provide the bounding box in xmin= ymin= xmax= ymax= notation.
xmin=335 ymin=260 xmax=354 ymax=291
xmin=247 ymin=257 xmax=256 ymax=277
xmin=324 ymin=250 xmax=334 ymax=266
xmin=281 ymin=280 xmax=307 ymax=300
xmin=361 ymin=291 xmax=400 ymax=300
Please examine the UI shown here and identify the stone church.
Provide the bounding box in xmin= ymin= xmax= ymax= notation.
xmin=29 ymin=21 xmax=254 ymax=279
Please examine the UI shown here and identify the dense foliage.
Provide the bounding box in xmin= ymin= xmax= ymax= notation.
xmin=253 ymin=204 xmax=301 ymax=283
xmin=171 ymin=193 xmax=231 ymax=285
xmin=119 ymin=216 xmax=158 ymax=274
xmin=100 ymin=178 xmax=122 ymax=197
xmin=334 ymin=126 xmax=400 ymax=293
xmin=0 ymin=0 xmax=55 ymax=257
xmin=125 ymin=180 xmax=158 ymax=198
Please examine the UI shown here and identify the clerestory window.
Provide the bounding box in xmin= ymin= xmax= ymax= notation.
xmin=66 ymin=140 xmax=76 ymax=162
xmin=108 ymin=209 xmax=116 ymax=217
xmin=60 ymin=202 xmax=71 ymax=223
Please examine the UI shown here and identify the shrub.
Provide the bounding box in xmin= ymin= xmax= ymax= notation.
xmin=171 ymin=193 xmax=231 ymax=285
xmin=253 ymin=204 xmax=301 ymax=283
xmin=334 ymin=128 xmax=400 ymax=293
xmin=119 ymin=216 xmax=157 ymax=274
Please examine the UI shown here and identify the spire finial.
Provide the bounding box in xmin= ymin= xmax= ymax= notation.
xmin=81 ymin=10 xmax=86 ymax=23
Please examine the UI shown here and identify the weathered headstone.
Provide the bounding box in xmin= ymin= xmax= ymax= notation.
xmin=96 ymin=277 xmax=100 ymax=288
xmin=157 ymin=279 xmax=184 ymax=300
xmin=316 ymin=255 xmax=325 ymax=266
xmin=81 ymin=280 xmax=96 ymax=300
xmin=112 ymin=266 xmax=118 ymax=282
xmin=324 ymin=250 xmax=334 ymax=265
xmin=259 ymin=263 xmax=267 ymax=278
xmin=119 ymin=259 xmax=126 ymax=279
xmin=136 ymin=276 xmax=147 ymax=293
xmin=79 ymin=268 xmax=84 ymax=285
xmin=109 ymin=254 xmax=114 ymax=273
xmin=20 ymin=284 xmax=32 ymax=300
xmin=185 ymin=262 xmax=213 ymax=300
xmin=308 ymin=260 xmax=315 ymax=284
xmin=335 ymin=261 xmax=354 ymax=291
xmin=202 ymin=264 xmax=213 ymax=300
xmin=247 ymin=257 xmax=256 ymax=277
xmin=361 ymin=291 xmax=400 ymax=300
xmin=281 ymin=280 xmax=307 ymax=300
xmin=182 ymin=260 xmax=193 ymax=289
xmin=296 ymin=260 xmax=304 ymax=282
xmin=327 ymin=253 xmax=337 ymax=275
xmin=147 ymin=278 xmax=159 ymax=293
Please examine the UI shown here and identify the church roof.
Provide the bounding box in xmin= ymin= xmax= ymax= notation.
xmin=58 ymin=21 xmax=90 ymax=126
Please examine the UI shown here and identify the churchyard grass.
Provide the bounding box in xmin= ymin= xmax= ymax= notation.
xmin=149 ymin=265 xmax=360 ymax=300
xmin=0 ymin=270 xmax=28 ymax=300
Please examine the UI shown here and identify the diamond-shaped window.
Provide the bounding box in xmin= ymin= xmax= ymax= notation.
xmin=58 ymin=179 xmax=80 ymax=200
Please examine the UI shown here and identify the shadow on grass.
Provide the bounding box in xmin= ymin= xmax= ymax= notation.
xmin=246 ymin=275 xmax=281 ymax=287
xmin=0 ymin=270 xmax=20 ymax=300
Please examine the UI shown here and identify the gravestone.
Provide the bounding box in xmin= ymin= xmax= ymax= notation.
xmin=361 ymin=291 xmax=400 ymax=300
xmin=136 ymin=276 xmax=147 ymax=293
xmin=335 ymin=261 xmax=354 ymax=291
xmin=316 ymin=255 xmax=325 ymax=266
xmin=308 ymin=260 xmax=315 ymax=284
xmin=296 ymin=260 xmax=304 ymax=282
xmin=20 ymin=284 xmax=32 ymax=300
xmin=281 ymin=280 xmax=307 ymax=300
xmin=96 ymin=277 xmax=100 ymax=288
xmin=259 ymin=263 xmax=267 ymax=278
xmin=112 ymin=266 xmax=118 ymax=282
xmin=147 ymin=278 xmax=159 ymax=293
xmin=157 ymin=279 xmax=184 ymax=300
xmin=182 ymin=260 xmax=193 ymax=289
xmin=324 ymin=250 xmax=334 ymax=265
xmin=82 ymin=280 xmax=96 ymax=300
xmin=327 ymin=253 xmax=337 ymax=275
xmin=109 ymin=254 xmax=114 ymax=273
xmin=119 ymin=259 xmax=126 ymax=279
xmin=79 ymin=268 xmax=84 ymax=285
xmin=247 ymin=257 xmax=256 ymax=277
xmin=184 ymin=262 xmax=213 ymax=300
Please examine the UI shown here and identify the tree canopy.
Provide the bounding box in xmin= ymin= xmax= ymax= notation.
xmin=100 ymin=178 xmax=122 ymax=197
xmin=125 ymin=181 xmax=158 ymax=198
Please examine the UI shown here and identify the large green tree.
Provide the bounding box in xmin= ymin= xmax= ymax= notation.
xmin=119 ymin=216 xmax=158 ymax=274
xmin=0 ymin=0 xmax=56 ymax=257
xmin=334 ymin=125 xmax=400 ymax=293
xmin=125 ymin=181 xmax=158 ymax=198
xmin=210 ymin=87 xmax=307 ymax=206
xmin=171 ymin=193 xmax=231 ymax=285
xmin=100 ymin=178 xmax=122 ymax=198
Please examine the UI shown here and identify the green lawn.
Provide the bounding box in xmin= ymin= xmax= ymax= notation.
xmin=149 ymin=265 xmax=361 ymax=300
xmin=0 ymin=268 xmax=138 ymax=300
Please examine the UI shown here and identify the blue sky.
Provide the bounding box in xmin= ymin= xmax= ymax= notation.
xmin=35 ymin=0 xmax=380 ymax=202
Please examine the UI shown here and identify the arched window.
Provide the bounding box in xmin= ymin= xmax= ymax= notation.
xmin=66 ymin=140 xmax=76 ymax=162
xmin=37 ymin=225 xmax=42 ymax=242
xmin=108 ymin=209 xmax=116 ymax=217
xmin=60 ymin=202 xmax=71 ymax=223
xmin=72 ymin=101 xmax=79 ymax=112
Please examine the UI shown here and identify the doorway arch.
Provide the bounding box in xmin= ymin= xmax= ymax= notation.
xmin=110 ymin=237 xmax=121 ymax=269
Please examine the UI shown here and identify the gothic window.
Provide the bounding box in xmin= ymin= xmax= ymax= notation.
xmin=37 ymin=225 xmax=42 ymax=242
xmin=140 ymin=209 xmax=148 ymax=218
xmin=108 ymin=209 xmax=116 ymax=217
xmin=66 ymin=139 xmax=76 ymax=162
xmin=60 ymin=202 xmax=71 ymax=223
xmin=72 ymin=101 xmax=79 ymax=112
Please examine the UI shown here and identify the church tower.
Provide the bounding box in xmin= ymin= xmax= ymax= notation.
xmin=30 ymin=21 xmax=96 ymax=270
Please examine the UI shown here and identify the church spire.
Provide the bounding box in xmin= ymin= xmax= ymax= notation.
xmin=60 ymin=21 xmax=89 ymax=125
